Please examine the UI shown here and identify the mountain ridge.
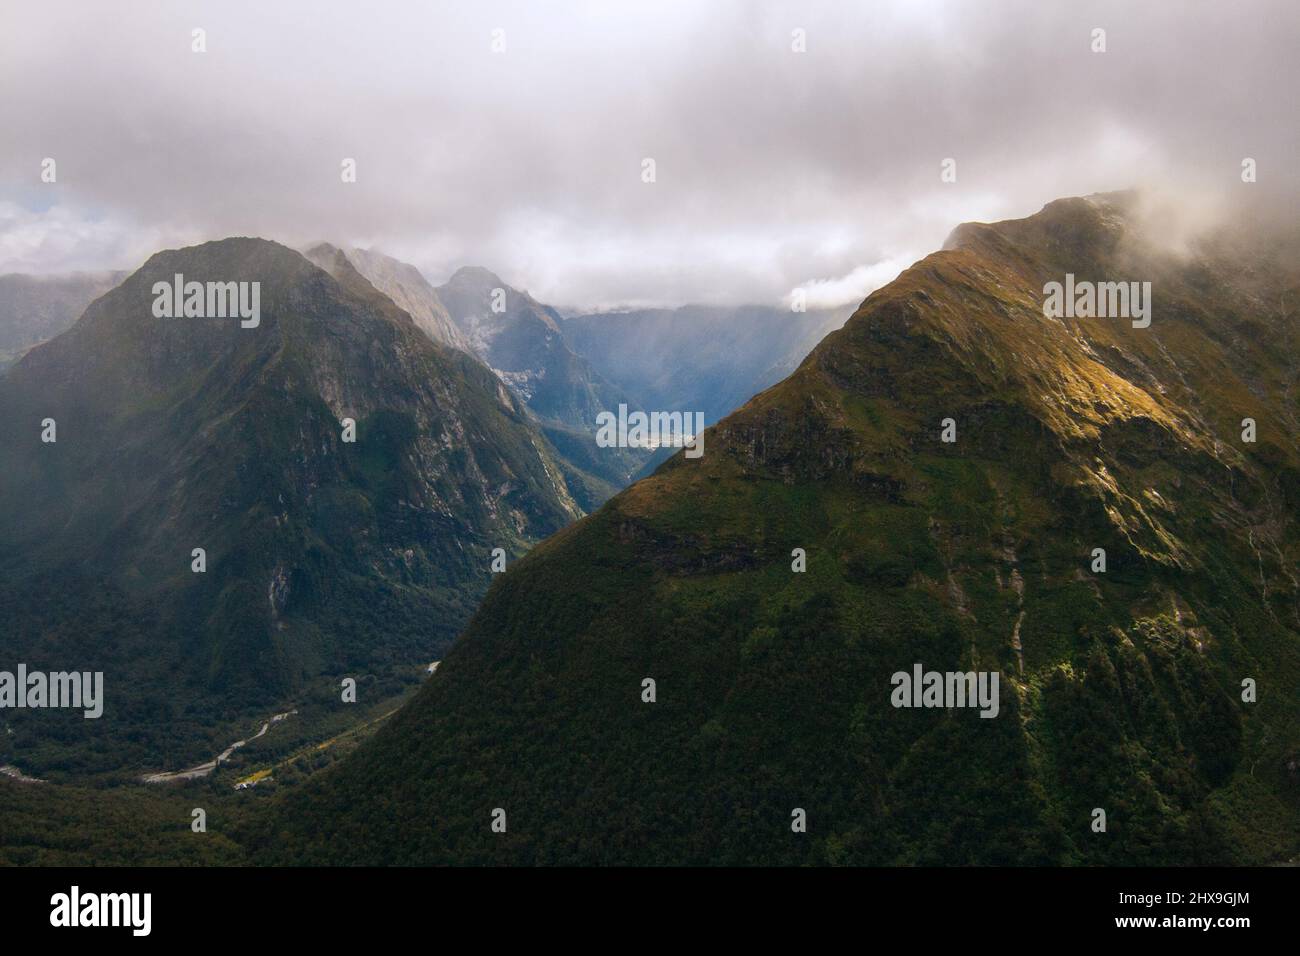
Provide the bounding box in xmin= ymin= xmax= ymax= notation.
xmin=303 ymin=243 xmax=469 ymax=352
xmin=253 ymin=193 xmax=1300 ymax=865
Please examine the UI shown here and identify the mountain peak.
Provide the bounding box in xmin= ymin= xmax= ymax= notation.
xmin=943 ymin=190 xmax=1137 ymax=258
xmin=0 ymin=232 xmax=586 ymax=771
xmin=298 ymin=245 xmax=468 ymax=351
xmin=142 ymin=235 xmax=310 ymax=274
xmin=446 ymin=265 xmax=508 ymax=290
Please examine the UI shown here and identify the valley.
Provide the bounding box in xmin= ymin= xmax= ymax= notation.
xmin=0 ymin=234 xmax=858 ymax=862
xmin=4 ymin=2 xmax=1298 ymax=933
xmin=2 ymin=194 xmax=1296 ymax=868
xmin=141 ymin=710 xmax=297 ymax=785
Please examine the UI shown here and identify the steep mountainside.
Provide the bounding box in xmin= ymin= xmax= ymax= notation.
xmin=0 ymin=238 xmax=583 ymax=776
xmin=438 ymin=266 xmax=650 ymax=501
xmin=0 ymin=271 xmax=126 ymax=370
xmin=257 ymin=194 xmax=1300 ymax=865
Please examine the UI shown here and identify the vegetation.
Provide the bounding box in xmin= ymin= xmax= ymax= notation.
xmin=0 ymin=238 xmax=586 ymax=779
xmin=246 ymin=195 xmax=1300 ymax=865
xmin=4 ymin=197 xmax=1297 ymax=866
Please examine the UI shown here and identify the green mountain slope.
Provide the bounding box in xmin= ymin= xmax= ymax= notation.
xmin=0 ymin=238 xmax=583 ymax=777
xmin=255 ymin=194 xmax=1300 ymax=865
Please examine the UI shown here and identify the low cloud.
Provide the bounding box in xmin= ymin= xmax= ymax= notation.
xmin=0 ymin=202 xmax=179 ymax=276
xmin=787 ymin=255 xmax=918 ymax=311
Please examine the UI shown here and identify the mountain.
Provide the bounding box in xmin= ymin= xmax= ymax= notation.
xmin=563 ymin=302 xmax=852 ymax=481
xmin=0 ymin=237 xmax=584 ymax=777
xmin=303 ymin=250 xmax=647 ymax=508
xmin=0 ymin=271 xmax=126 ymax=371
xmin=437 ymin=266 xmax=650 ymax=502
xmin=437 ymin=266 xmax=629 ymax=428
xmin=562 ymin=303 xmax=852 ymax=426
xmin=303 ymin=244 xmax=468 ymax=351
xmin=256 ymin=193 xmax=1300 ymax=865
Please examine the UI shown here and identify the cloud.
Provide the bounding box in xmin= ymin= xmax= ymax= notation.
xmin=0 ymin=202 xmax=180 ymax=276
xmin=1 ymin=0 xmax=1295 ymax=305
xmin=787 ymin=255 xmax=918 ymax=310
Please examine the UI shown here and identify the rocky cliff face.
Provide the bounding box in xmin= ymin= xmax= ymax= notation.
xmin=304 ymin=244 xmax=468 ymax=352
xmin=437 ymin=265 xmax=651 ymax=501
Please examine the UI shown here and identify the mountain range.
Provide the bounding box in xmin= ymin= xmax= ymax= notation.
xmin=251 ymin=193 xmax=1300 ymax=865
xmin=562 ymin=302 xmax=853 ymax=479
xmin=303 ymin=247 xmax=649 ymax=505
xmin=3 ymin=193 xmax=1294 ymax=867
xmin=0 ymin=238 xmax=856 ymax=782
xmin=562 ymin=302 xmax=852 ymax=426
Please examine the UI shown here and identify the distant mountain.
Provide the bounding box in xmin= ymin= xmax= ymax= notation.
xmin=563 ymin=302 xmax=852 ymax=481
xmin=0 ymin=271 xmax=126 ymax=371
xmin=303 ymin=244 xmax=468 ymax=351
xmin=563 ymin=303 xmax=852 ymax=426
xmin=436 ymin=266 xmax=628 ymax=429
xmin=259 ymin=194 xmax=1300 ymax=865
xmin=0 ymin=238 xmax=585 ymax=776
xmin=437 ymin=266 xmax=650 ymax=502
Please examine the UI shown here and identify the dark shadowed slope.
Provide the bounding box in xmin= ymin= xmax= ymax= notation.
xmin=0 ymin=238 xmax=585 ymax=776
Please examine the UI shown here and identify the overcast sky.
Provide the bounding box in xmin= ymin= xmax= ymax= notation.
xmin=1 ymin=0 xmax=1296 ymax=309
